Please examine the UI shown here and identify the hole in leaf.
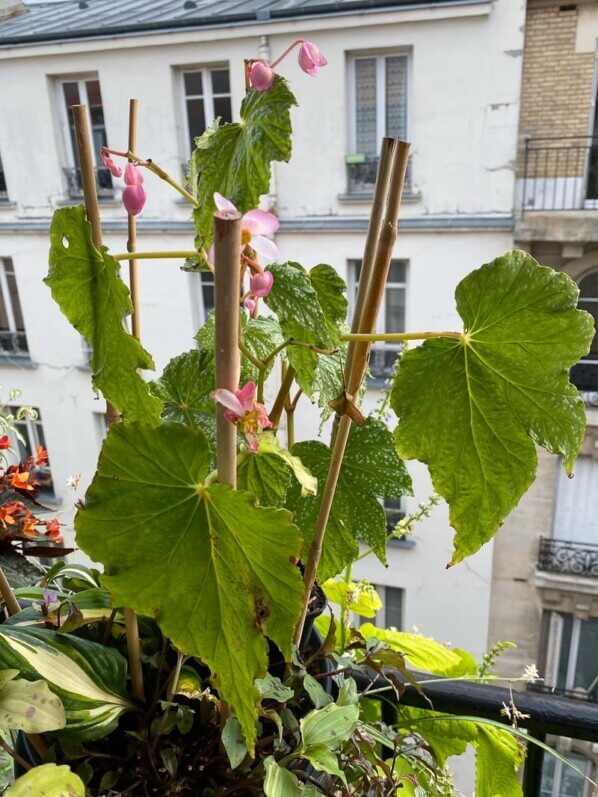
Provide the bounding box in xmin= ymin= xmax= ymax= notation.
xmin=62 ymin=235 xmax=70 ymax=249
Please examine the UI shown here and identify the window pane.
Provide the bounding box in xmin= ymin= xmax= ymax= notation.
xmin=0 ymin=154 xmax=7 ymax=195
xmin=384 ymin=587 xmax=403 ymax=630
xmin=539 ymin=756 xmax=556 ymax=797
xmin=386 ymin=56 xmax=408 ymax=140
xmin=184 ymin=71 xmax=203 ymax=96
xmin=85 ymin=79 xmax=103 ymax=109
xmin=355 ymin=58 xmax=377 ymax=156
xmin=573 ymin=617 xmax=598 ymax=695
xmin=214 ymin=96 xmax=233 ymax=125
xmin=0 ymin=261 xmax=9 ymax=331
xmin=211 ymin=68 xmax=230 ymax=94
xmin=385 ymin=286 xmax=405 ymax=332
xmin=579 ymin=270 xmax=598 ymax=298
xmin=62 ymin=81 xmax=80 ymax=108
xmin=187 ymin=98 xmax=206 ymax=146
xmin=579 ymin=300 xmax=598 ymax=358
xmin=5 ymin=261 xmax=25 ymax=331
xmin=201 ymin=271 xmax=215 ymax=315
xmin=560 ymin=754 xmax=589 ymax=797
xmin=388 ymin=260 xmax=407 ymax=283
xmin=556 ymin=612 xmax=573 ymax=690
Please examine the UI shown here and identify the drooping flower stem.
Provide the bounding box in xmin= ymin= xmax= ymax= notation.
xmin=73 ymin=104 xmax=145 ymax=703
xmin=114 ymin=250 xmax=207 ymax=262
xmin=214 ymin=210 xmax=243 ymax=487
xmin=102 ymin=147 xmax=198 ymax=206
xmin=294 ymin=138 xmax=411 ymax=648
xmin=341 ymin=330 xmax=462 ymax=343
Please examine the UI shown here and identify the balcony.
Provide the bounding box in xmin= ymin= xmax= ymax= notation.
xmin=0 ymin=330 xmax=29 ymax=358
xmin=537 ymin=538 xmax=598 ymax=580
xmin=517 ymin=136 xmax=598 ymax=243
xmin=63 ymin=166 xmax=115 ymax=200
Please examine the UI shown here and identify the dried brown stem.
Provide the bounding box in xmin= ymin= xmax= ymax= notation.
xmin=269 ymin=364 xmax=296 ymax=429
xmin=0 ymin=566 xmax=20 ymax=616
xmin=293 ymin=139 xmax=411 ymax=647
xmin=214 ymin=212 xmax=242 ymax=487
xmin=74 ymin=104 xmax=144 ymax=701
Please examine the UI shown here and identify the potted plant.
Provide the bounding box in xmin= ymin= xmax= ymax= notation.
xmin=0 ymin=40 xmax=594 ymax=796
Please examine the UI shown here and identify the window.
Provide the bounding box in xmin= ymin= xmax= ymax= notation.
xmin=540 ymin=751 xmax=592 ymax=797
xmin=10 ymin=408 xmax=54 ymax=498
xmin=0 ymin=258 xmax=28 ymax=358
xmin=0 ymin=153 xmax=8 ymax=201
xmin=59 ymin=78 xmax=113 ymax=199
xmin=358 ymin=585 xmax=404 ymax=630
xmin=182 ymin=67 xmax=232 ymax=156
xmin=191 ymin=271 xmax=216 ymax=328
xmin=347 ymin=53 xmax=409 ymax=193
xmin=570 ymin=270 xmax=598 ymax=395
xmin=544 ymin=612 xmax=598 ymax=700
xmin=348 ymin=259 xmax=407 ymax=380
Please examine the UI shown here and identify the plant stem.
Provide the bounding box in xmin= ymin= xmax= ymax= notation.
xmin=338 ymin=563 xmax=353 ymax=653
xmin=75 ymin=104 xmax=144 ymax=701
xmin=127 ymin=99 xmax=141 ymax=341
xmin=0 ymin=567 xmax=20 ymax=616
xmin=114 ymin=250 xmax=202 ymax=261
xmin=0 ymin=735 xmax=32 ymax=772
xmin=214 ymin=211 xmax=242 ymax=487
xmin=269 ymin=364 xmax=296 ymax=429
xmin=293 ymin=138 xmax=411 ymax=648
xmin=103 ymin=147 xmax=198 ymax=206
xmin=341 ymin=330 xmax=462 ymax=343
xmin=238 ymin=340 xmax=265 ymax=371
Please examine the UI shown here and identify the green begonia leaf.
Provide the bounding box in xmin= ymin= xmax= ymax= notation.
xmin=0 ymin=676 xmax=66 ymax=733
xmin=75 ymin=422 xmax=304 ymax=752
xmin=322 ymin=579 xmax=382 ymax=619
xmin=263 ymin=756 xmax=302 ymax=797
xmin=46 ymin=206 xmax=161 ymax=424
xmin=191 ymin=76 xmax=296 ymax=247
xmin=222 ymin=716 xmax=248 ymax=769
xmin=392 ymin=250 xmax=594 ymax=564
xmin=150 ymin=349 xmax=217 ymax=446
xmin=265 ymin=262 xmax=346 ymax=404
xmin=359 ymin=624 xmax=478 ymax=677
xmin=6 ymin=764 xmax=85 ymax=797
xmin=300 ymin=703 xmax=359 ymax=749
xmin=287 ymin=418 xmax=412 ymax=579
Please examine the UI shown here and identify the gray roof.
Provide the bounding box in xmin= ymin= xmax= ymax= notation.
xmin=0 ymin=0 xmax=475 ymax=45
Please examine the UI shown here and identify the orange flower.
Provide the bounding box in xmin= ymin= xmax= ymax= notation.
xmin=21 ymin=510 xmax=38 ymax=537
xmin=0 ymin=435 xmax=11 ymax=450
xmin=35 ymin=445 xmax=48 ymax=466
xmin=0 ymin=501 xmax=23 ymax=530
xmin=46 ymin=519 xmax=62 ymax=542
xmin=10 ymin=471 xmax=34 ymax=492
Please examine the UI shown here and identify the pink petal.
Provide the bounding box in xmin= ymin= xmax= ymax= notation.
xmin=101 ymin=152 xmax=122 ymax=178
xmin=242 ymin=209 xmax=279 ymax=236
xmin=299 ymin=40 xmax=327 ymax=69
xmin=244 ymin=297 xmax=257 ymax=315
xmin=214 ymin=192 xmax=237 ymax=213
xmin=213 ymin=389 xmax=244 ymax=418
xmin=249 ymin=271 xmax=274 ymax=299
xmin=122 ymin=184 xmax=146 ymax=216
xmin=256 ymin=404 xmax=273 ymax=430
xmin=124 ymin=163 xmax=144 ymax=185
xmin=249 ymin=61 xmax=276 ymax=92
xmin=251 ymin=235 xmax=279 ymax=263
xmin=236 ymin=381 xmax=257 ymax=411
xmin=245 ymin=432 xmax=260 ymax=452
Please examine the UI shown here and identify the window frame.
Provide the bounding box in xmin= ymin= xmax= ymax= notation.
xmin=360 ymin=585 xmax=404 ymax=630
xmin=0 ymin=153 xmax=8 ymax=201
xmin=347 ymin=50 xmax=411 ymax=157
xmin=56 ymin=76 xmax=104 ymax=170
xmin=179 ymin=64 xmax=232 ymax=159
xmin=0 ymin=257 xmax=28 ymax=357
xmin=545 ymin=611 xmax=598 ymax=698
xmin=9 ymin=407 xmax=54 ymax=498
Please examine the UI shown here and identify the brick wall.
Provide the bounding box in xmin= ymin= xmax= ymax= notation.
xmin=518 ymin=0 xmax=596 ymax=178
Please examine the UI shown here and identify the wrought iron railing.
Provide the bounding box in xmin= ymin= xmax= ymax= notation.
xmin=346 ymin=156 xmax=412 ymax=196
xmin=537 ymin=537 xmax=598 ymax=579
xmin=63 ymin=166 xmax=115 ymax=199
xmin=0 ymin=330 xmax=28 ymax=358
xmin=520 ymin=135 xmax=598 ymax=213
xmin=352 ymin=668 xmax=598 ymax=797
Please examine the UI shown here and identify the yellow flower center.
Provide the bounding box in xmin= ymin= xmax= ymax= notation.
xmin=239 ymin=410 xmax=258 ymax=435
xmin=241 ymin=229 xmax=252 ymax=246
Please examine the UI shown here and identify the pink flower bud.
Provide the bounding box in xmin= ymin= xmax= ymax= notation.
xmin=298 ymin=40 xmax=327 ymax=77
xmin=249 ymin=271 xmax=274 ymax=298
xmin=124 ymin=163 xmax=144 ymax=185
xmin=249 ymin=61 xmax=276 ymax=92
xmin=244 ymin=297 xmax=257 ymax=315
xmin=122 ymin=184 xmax=146 ymax=216
xmin=100 ymin=151 xmax=122 ymax=178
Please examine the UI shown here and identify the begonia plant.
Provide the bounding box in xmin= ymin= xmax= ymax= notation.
xmin=0 ymin=40 xmax=594 ymax=797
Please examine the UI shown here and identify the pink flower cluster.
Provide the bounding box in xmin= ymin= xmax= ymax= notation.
xmin=101 ymin=150 xmax=147 ymax=216
xmin=213 ymin=381 xmax=272 ymax=451
xmin=248 ymin=39 xmax=327 ymax=92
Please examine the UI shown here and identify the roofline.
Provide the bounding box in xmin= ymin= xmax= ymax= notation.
xmin=0 ymin=0 xmax=489 ymax=47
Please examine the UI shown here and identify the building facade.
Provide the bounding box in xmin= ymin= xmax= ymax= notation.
xmin=0 ymin=3 xmax=533 ymax=789
xmin=487 ymin=2 xmax=598 ymax=794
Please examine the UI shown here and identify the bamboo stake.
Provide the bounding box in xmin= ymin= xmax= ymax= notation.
xmin=293 ymin=139 xmax=411 ymax=647
xmin=0 ymin=568 xmax=20 ymax=616
xmin=214 ymin=211 xmax=242 ymax=487
xmin=73 ymin=105 xmax=144 ymax=701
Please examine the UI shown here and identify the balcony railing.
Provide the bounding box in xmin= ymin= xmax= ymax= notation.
xmin=346 ymin=155 xmax=412 ymax=196
xmin=528 ymin=682 xmax=598 ymax=704
xmin=63 ymin=166 xmax=115 ymax=200
xmin=0 ymin=330 xmax=28 ymax=358
xmin=537 ymin=537 xmax=598 ymax=579
xmin=520 ymin=135 xmax=598 ymax=213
